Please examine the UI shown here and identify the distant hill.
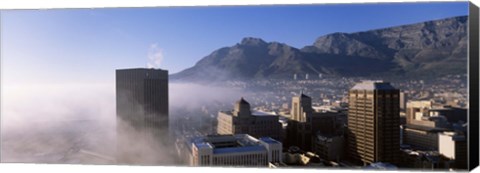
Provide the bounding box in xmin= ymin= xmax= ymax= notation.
xmin=170 ymin=16 xmax=467 ymax=82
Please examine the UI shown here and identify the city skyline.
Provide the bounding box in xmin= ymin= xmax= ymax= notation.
xmin=0 ymin=2 xmax=473 ymax=170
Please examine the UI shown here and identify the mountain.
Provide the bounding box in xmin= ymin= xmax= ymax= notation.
xmin=171 ymin=16 xmax=468 ymax=82
xmin=170 ymin=38 xmax=317 ymax=81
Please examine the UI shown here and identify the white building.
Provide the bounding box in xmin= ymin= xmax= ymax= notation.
xmin=438 ymin=132 xmax=467 ymax=169
xmin=189 ymin=134 xmax=282 ymax=167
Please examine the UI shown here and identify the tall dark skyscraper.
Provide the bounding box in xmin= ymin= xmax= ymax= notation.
xmin=116 ymin=68 xmax=169 ymax=164
xmin=347 ymin=81 xmax=400 ymax=165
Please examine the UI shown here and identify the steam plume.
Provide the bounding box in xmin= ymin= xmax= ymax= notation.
xmin=147 ymin=43 xmax=164 ymax=69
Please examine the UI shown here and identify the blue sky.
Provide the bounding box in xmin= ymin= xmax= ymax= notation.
xmin=1 ymin=2 xmax=468 ymax=85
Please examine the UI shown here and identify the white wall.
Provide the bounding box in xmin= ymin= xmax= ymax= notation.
xmin=438 ymin=133 xmax=455 ymax=159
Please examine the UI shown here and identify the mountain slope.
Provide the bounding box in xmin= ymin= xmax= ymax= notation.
xmin=170 ymin=37 xmax=322 ymax=81
xmin=171 ymin=16 xmax=468 ymax=81
xmin=302 ymin=16 xmax=468 ymax=76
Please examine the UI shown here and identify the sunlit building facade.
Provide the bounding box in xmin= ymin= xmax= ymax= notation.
xmin=189 ymin=134 xmax=282 ymax=166
xmin=217 ymin=98 xmax=282 ymax=140
xmin=347 ymin=81 xmax=400 ymax=165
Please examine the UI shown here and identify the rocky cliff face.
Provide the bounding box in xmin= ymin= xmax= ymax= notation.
xmin=171 ymin=16 xmax=467 ymax=81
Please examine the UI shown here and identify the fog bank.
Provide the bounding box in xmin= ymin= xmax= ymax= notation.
xmin=1 ymin=82 xmax=250 ymax=164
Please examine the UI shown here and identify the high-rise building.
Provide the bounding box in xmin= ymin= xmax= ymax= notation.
xmin=116 ymin=68 xmax=169 ymax=164
xmin=285 ymin=93 xmax=337 ymax=151
xmin=189 ymin=134 xmax=282 ymax=167
xmin=347 ymin=81 xmax=400 ymax=165
xmin=217 ymin=98 xmax=282 ymax=140
xmin=291 ymin=93 xmax=313 ymax=122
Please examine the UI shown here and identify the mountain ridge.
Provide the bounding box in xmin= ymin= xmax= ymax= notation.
xmin=171 ymin=15 xmax=468 ymax=82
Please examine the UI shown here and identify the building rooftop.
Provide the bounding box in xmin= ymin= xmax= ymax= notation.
xmin=116 ymin=68 xmax=168 ymax=72
xmin=300 ymin=93 xmax=311 ymax=98
xmin=315 ymin=132 xmax=343 ymax=141
xmin=116 ymin=68 xmax=168 ymax=79
xmin=194 ymin=142 xmax=213 ymax=150
xmin=252 ymin=111 xmax=278 ymax=117
xmin=440 ymin=132 xmax=466 ymax=141
xmin=220 ymin=110 xmax=279 ymax=117
xmin=236 ymin=97 xmax=250 ymax=105
xmin=365 ymin=162 xmax=398 ymax=170
xmin=429 ymin=107 xmax=454 ymax=111
xmin=259 ymin=137 xmax=281 ymax=144
xmin=213 ymin=145 xmax=266 ymax=154
xmin=191 ymin=134 xmax=279 ymax=155
xmin=351 ymin=81 xmax=397 ymax=90
xmin=404 ymin=124 xmax=450 ymax=133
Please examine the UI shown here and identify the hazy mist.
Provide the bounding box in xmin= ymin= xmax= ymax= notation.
xmin=1 ymin=82 xmax=249 ymax=165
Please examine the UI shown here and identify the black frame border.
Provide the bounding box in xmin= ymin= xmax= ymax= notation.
xmin=469 ymin=2 xmax=479 ymax=171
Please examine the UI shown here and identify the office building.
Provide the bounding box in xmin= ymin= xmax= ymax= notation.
xmin=401 ymin=108 xmax=450 ymax=150
xmin=285 ymin=93 xmax=337 ymax=151
xmin=116 ymin=68 xmax=169 ymax=164
xmin=347 ymin=81 xmax=400 ymax=165
xmin=406 ymin=100 xmax=432 ymax=124
xmin=406 ymin=100 xmax=466 ymax=124
xmin=400 ymin=92 xmax=407 ymax=111
xmin=189 ymin=134 xmax=282 ymax=166
xmin=438 ymin=132 xmax=467 ymax=169
xmin=428 ymin=106 xmax=467 ymax=124
xmin=400 ymin=149 xmax=453 ymax=170
xmin=217 ymin=98 xmax=282 ymax=140
xmin=402 ymin=100 xmax=461 ymax=150
xmin=312 ymin=133 xmax=345 ymax=161
xmin=401 ymin=124 xmax=448 ymax=150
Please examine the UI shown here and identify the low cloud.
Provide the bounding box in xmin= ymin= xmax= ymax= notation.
xmin=170 ymin=82 xmax=248 ymax=110
xmin=1 ymin=82 xmax=250 ymax=165
xmin=1 ymin=84 xmax=116 ymax=164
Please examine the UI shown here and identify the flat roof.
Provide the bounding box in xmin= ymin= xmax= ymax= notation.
xmin=366 ymin=162 xmax=397 ymax=169
xmin=404 ymin=124 xmax=449 ymax=132
xmin=194 ymin=142 xmax=213 ymax=150
xmin=259 ymin=137 xmax=281 ymax=144
xmin=213 ymin=145 xmax=266 ymax=154
xmin=429 ymin=108 xmax=453 ymax=111
xmin=440 ymin=132 xmax=466 ymax=141
xmin=351 ymin=81 xmax=396 ymax=90
xmin=191 ymin=134 xmax=272 ymax=155
xmin=116 ymin=67 xmax=167 ymax=71
xmin=252 ymin=111 xmax=278 ymax=116
xmin=220 ymin=110 xmax=278 ymax=117
xmin=316 ymin=132 xmax=343 ymax=139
